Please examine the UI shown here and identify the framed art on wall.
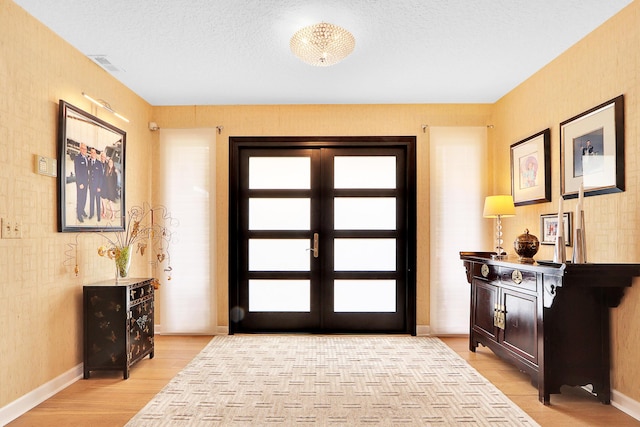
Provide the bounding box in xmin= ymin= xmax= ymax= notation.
xmin=57 ymin=100 xmax=126 ymax=232
xmin=560 ymin=95 xmax=624 ymax=199
xmin=510 ymin=129 xmax=551 ymax=206
xmin=540 ymin=212 xmax=572 ymax=246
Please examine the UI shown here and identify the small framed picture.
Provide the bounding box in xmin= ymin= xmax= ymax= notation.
xmin=540 ymin=212 xmax=572 ymax=246
xmin=510 ymin=129 xmax=551 ymax=206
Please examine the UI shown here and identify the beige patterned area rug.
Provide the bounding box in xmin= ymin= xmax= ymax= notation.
xmin=126 ymin=335 xmax=539 ymax=426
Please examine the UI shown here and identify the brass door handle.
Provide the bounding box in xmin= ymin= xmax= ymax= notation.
xmin=308 ymin=232 xmax=319 ymax=258
xmin=493 ymin=303 xmax=506 ymax=330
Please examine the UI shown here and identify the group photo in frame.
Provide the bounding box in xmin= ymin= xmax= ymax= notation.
xmin=510 ymin=129 xmax=551 ymax=206
xmin=57 ymin=100 xmax=126 ymax=232
xmin=560 ymin=95 xmax=624 ymax=199
xmin=540 ymin=212 xmax=572 ymax=246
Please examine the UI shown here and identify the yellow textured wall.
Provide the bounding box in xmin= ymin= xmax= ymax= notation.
xmin=0 ymin=0 xmax=154 ymax=407
xmin=491 ymin=1 xmax=640 ymax=401
xmin=152 ymin=104 xmax=493 ymax=329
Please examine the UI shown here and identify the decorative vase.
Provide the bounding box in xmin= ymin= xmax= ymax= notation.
xmin=114 ymin=245 xmax=133 ymax=280
xmin=513 ymin=229 xmax=539 ymax=263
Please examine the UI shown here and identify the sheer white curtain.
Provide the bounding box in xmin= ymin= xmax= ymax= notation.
xmin=158 ymin=129 xmax=216 ymax=334
xmin=429 ymin=127 xmax=488 ymax=335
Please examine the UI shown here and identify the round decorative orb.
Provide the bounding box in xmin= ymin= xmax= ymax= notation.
xmin=514 ymin=229 xmax=539 ymax=263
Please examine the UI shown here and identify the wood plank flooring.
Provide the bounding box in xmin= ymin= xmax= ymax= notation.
xmin=7 ymin=335 xmax=212 ymax=427
xmin=7 ymin=335 xmax=640 ymax=426
xmin=441 ymin=336 xmax=640 ymax=427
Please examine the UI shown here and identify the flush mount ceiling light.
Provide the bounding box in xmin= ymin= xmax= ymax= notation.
xmin=290 ymin=22 xmax=355 ymax=67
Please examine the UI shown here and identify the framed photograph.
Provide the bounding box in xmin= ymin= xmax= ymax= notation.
xmin=510 ymin=129 xmax=551 ymax=206
xmin=57 ymin=100 xmax=126 ymax=232
xmin=540 ymin=212 xmax=572 ymax=246
xmin=560 ymin=95 xmax=624 ymax=199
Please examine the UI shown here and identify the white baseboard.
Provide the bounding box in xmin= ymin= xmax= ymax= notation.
xmin=0 ymin=363 xmax=83 ymax=426
xmin=612 ymin=388 xmax=640 ymax=421
xmin=154 ymin=324 xmax=226 ymax=336
xmin=563 ymin=382 xmax=639 ymax=421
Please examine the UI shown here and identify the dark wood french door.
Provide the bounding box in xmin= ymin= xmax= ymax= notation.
xmin=229 ymin=137 xmax=416 ymax=334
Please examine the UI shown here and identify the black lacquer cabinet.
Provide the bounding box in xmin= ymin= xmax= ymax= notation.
xmin=83 ymin=278 xmax=154 ymax=379
xmin=461 ymin=252 xmax=640 ymax=405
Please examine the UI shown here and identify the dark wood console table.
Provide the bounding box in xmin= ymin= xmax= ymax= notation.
xmin=460 ymin=252 xmax=640 ymax=405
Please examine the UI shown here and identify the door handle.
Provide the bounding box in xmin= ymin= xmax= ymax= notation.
xmin=308 ymin=232 xmax=319 ymax=258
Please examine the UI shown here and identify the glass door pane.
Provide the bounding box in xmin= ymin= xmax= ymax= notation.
xmin=334 ymin=156 xmax=396 ymax=189
xmin=249 ymin=157 xmax=310 ymax=189
xmin=249 ymin=280 xmax=311 ymax=312
xmin=249 ymin=198 xmax=310 ymax=230
xmin=334 ymin=280 xmax=396 ymax=312
xmin=334 ymin=197 xmax=396 ymax=230
xmin=334 ymin=238 xmax=396 ymax=271
xmin=249 ymin=239 xmax=311 ymax=271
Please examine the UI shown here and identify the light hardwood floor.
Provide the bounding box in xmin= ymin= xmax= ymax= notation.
xmin=442 ymin=336 xmax=640 ymax=427
xmin=7 ymin=335 xmax=640 ymax=426
xmin=7 ymin=335 xmax=212 ymax=427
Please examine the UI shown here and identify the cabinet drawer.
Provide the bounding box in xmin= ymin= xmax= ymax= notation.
xmin=472 ymin=262 xmax=498 ymax=281
xmin=499 ymin=267 xmax=537 ymax=292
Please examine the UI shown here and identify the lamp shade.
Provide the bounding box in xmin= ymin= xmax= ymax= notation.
xmin=483 ymin=195 xmax=515 ymax=218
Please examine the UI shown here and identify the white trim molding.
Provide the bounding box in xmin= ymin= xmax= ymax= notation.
xmin=155 ymin=324 xmax=226 ymax=336
xmin=0 ymin=363 xmax=83 ymax=426
xmin=612 ymin=388 xmax=640 ymax=421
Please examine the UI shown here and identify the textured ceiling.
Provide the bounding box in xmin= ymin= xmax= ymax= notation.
xmin=12 ymin=0 xmax=633 ymax=106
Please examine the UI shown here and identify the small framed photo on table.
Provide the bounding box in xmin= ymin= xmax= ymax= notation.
xmin=540 ymin=212 xmax=572 ymax=246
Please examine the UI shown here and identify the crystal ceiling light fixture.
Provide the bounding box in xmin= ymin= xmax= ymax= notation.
xmin=290 ymin=22 xmax=355 ymax=66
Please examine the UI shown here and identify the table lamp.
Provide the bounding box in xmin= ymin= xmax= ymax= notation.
xmin=483 ymin=195 xmax=516 ymax=259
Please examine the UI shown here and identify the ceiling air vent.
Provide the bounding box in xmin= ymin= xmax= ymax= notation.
xmin=87 ymin=55 xmax=122 ymax=72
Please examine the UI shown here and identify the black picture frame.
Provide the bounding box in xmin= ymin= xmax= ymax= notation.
xmin=540 ymin=212 xmax=572 ymax=246
xmin=510 ymin=129 xmax=551 ymax=206
xmin=57 ymin=100 xmax=126 ymax=232
xmin=560 ymin=95 xmax=624 ymax=199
